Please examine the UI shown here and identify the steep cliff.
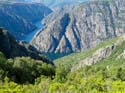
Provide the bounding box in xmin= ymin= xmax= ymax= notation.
xmin=32 ymin=0 xmax=125 ymax=54
xmin=0 ymin=3 xmax=52 ymax=40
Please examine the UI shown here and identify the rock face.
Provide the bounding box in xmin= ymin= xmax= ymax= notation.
xmin=71 ymin=35 xmax=125 ymax=71
xmin=72 ymin=45 xmax=115 ymax=71
xmin=0 ymin=28 xmax=52 ymax=64
xmin=0 ymin=3 xmax=52 ymax=40
xmin=32 ymin=0 xmax=125 ymax=54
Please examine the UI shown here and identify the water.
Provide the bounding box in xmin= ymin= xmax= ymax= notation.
xmin=24 ymin=21 xmax=44 ymax=43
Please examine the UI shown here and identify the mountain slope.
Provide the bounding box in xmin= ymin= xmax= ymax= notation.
xmin=0 ymin=28 xmax=55 ymax=84
xmin=32 ymin=0 xmax=125 ymax=54
xmin=24 ymin=0 xmax=90 ymax=7
xmin=54 ymin=35 xmax=125 ymax=92
xmin=54 ymin=35 xmax=125 ymax=70
xmin=1 ymin=29 xmax=125 ymax=93
xmin=0 ymin=28 xmax=52 ymax=64
xmin=54 ymin=36 xmax=122 ymax=65
xmin=40 ymin=0 xmax=89 ymax=7
xmin=8 ymin=0 xmax=90 ymax=7
xmin=0 ymin=3 xmax=52 ymax=40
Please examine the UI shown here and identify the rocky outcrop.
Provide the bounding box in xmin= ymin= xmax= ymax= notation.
xmin=71 ymin=35 xmax=125 ymax=71
xmin=32 ymin=0 xmax=125 ymax=54
xmin=72 ymin=45 xmax=115 ymax=71
xmin=0 ymin=3 xmax=52 ymax=40
xmin=0 ymin=28 xmax=53 ymax=64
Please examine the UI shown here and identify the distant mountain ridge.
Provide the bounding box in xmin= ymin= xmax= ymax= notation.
xmin=0 ymin=0 xmax=89 ymax=7
xmin=0 ymin=2 xmax=52 ymax=40
xmin=38 ymin=0 xmax=89 ymax=7
xmin=31 ymin=0 xmax=125 ymax=54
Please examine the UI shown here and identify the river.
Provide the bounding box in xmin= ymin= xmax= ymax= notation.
xmin=24 ymin=21 xmax=44 ymax=43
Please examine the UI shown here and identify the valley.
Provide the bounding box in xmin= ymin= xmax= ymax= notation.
xmin=1 ymin=27 xmax=125 ymax=92
xmin=24 ymin=21 xmax=44 ymax=42
xmin=0 ymin=0 xmax=125 ymax=93
xmin=32 ymin=0 xmax=125 ymax=55
xmin=0 ymin=2 xmax=52 ymax=40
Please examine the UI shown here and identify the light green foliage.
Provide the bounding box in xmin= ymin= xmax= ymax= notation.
xmin=54 ymin=36 xmax=121 ymax=67
xmin=1 ymin=36 xmax=125 ymax=92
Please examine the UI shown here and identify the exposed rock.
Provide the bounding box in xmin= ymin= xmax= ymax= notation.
xmin=71 ymin=35 xmax=125 ymax=71
xmin=71 ymin=45 xmax=115 ymax=71
xmin=117 ymin=49 xmax=125 ymax=59
xmin=32 ymin=0 xmax=125 ymax=54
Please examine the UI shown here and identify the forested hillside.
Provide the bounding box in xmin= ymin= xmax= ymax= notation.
xmin=1 ymin=28 xmax=125 ymax=92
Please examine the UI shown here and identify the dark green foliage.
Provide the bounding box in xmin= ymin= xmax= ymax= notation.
xmin=116 ymin=68 xmax=125 ymax=81
xmin=0 ymin=28 xmax=53 ymax=65
xmin=0 ymin=52 xmax=55 ymax=84
xmin=0 ymin=28 xmax=55 ymax=84
xmin=0 ymin=52 xmax=7 ymax=80
xmin=0 ymin=52 xmax=6 ymax=66
xmin=1 ymin=35 xmax=125 ymax=92
xmin=11 ymin=57 xmax=55 ymax=84
xmin=54 ymin=64 xmax=71 ymax=83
